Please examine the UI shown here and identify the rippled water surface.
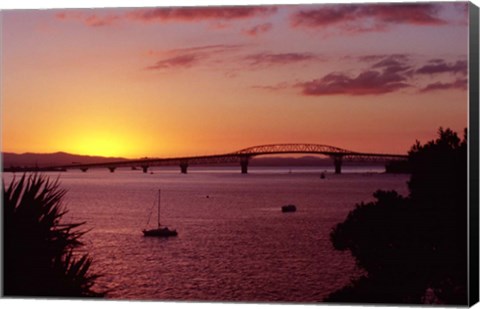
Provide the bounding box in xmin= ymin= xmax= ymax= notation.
xmin=4 ymin=167 xmax=409 ymax=302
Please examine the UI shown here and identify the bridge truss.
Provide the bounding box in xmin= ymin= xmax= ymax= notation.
xmin=55 ymin=143 xmax=408 ymax=174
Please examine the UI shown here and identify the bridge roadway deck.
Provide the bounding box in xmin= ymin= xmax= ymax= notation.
xmin=52 ymin=143 xmax=408 ymax=174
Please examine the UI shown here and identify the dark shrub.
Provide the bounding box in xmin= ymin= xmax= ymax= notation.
xmin=3 ymin=174 xmax=104 ymax=297
xmin=327 ymin=128 xmax=467 ymax=305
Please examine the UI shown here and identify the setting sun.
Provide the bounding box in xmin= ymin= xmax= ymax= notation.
xmin=66 ymin=133 xmax=133 ymax=158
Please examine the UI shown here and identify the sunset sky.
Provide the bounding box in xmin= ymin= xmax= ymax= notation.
xmin=1 ymin=1 xmax=470 ymax=158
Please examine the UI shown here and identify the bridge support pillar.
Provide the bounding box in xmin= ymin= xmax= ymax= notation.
xmin=240 ymin=156 xmax=249 ymax=174
xmin=80 ymin=168 xmax=88 ymax=172
xmin=108 ymin=167 xmax=116 ymax=173
xmin=141 ymin=165 xmax=149 ymax=173
xmin=180 ymin=162 xmax=188 ymax=174
xmin=333 ymin=156 xmax=343 ymax=174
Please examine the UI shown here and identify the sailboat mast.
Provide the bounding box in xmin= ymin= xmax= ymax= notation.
xmin=158 ymin=189 xmax=161 ymax=227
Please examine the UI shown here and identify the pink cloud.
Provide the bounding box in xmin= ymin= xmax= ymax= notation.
xmin=291 ymin=3 xmax=446 ymax=33
xmin=146 ymin=54 xmax=199 ymax=70
xmin=56 ymin=6 xmax=277 ymax=27
xmin=244 ymin=52 xmax=318 ymax=67
xmin=353 ymin=54 xmax=410 ymax=64
xmin=145 ymin=44 xmax=244 ymax=70
xmin=127 ymin=6 xmax=277 ymax=23
xmin=55 ymin=11 xmax=121 ymax=27
xmin=243 ymin=23 xmax=273 ymax=37
xmin=252 ymin=82 xmax=292 ymax=91
xmin=148 ymin=44 xmax=243 ymax=57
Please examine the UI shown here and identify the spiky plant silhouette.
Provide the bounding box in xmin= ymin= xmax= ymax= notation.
xmin=3 ymin=174 xmax=104 ymax=297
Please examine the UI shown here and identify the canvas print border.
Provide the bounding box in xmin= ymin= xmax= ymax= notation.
xmin=1 ymin=0 xmax=479 ymax=307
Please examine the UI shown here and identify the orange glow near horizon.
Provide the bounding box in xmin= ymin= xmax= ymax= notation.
xmin=63 ymin=133 xmax=141 ymax=158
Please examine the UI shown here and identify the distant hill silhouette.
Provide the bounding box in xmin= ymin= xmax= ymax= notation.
xmin=2 ymin=152 xmax=127 ymax=168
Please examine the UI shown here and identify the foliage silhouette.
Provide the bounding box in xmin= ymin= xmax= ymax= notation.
xmin=326 ymin=128 xmax=467 ymax=305
xmin=3 ymin=174 xmax=104 ymax=297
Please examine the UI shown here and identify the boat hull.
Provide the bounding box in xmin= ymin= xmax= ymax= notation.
xmin=282 ymin=204 xmax=297 ymax=212
xmin=142 ymin=228 xmax=178 ymax=237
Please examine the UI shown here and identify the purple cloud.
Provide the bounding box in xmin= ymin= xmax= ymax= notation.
xmin=416 ymin=60 xmax=467 ymax=76
xmin=297 ymin=70 xmax=411 ymax=96
xmin=244 ymin=52 xmax=318 ymax=67
xmin=251 ymin=54 xmax=467 ymax=96
xmin=371 ymin=56 xmax=414 ymax=76
xmin=292 ymin=5 xmax=358 ymax=28
xmin=420 ymin=78 xmax=468 ymax=93
xmin=295 ymin=55 xmax=413 ymax=96
xmin=356 ymin=54 xmax=409 ymax=63
xmin=367 ymin=4 xmax=446 ymax=25
xmin=292 ymin=55 xmax=467 ymax=96
xmin=291 ymin=3 xmax=446 ymax=33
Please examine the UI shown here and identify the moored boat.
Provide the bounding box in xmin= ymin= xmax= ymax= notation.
xmin=142 ymin=189 xmax=178 ymax=237
xmin=143 ymin=226 xmax=178 ymax=237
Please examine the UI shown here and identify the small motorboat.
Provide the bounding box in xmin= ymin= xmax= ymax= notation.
xmin=281 ymin=204 xmax=297 ymax=212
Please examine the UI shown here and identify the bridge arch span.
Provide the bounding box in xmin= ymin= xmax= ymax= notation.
xmin=232 ymin=143 xmax=357 ymax=156
xmin=229 ymin=143 xmax=361 ymax=174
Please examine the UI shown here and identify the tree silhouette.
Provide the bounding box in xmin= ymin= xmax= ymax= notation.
xmin=326 ymin=128 xmax=467 ymax=305
xmin=3 ymin=174 xmax=104 ymax=297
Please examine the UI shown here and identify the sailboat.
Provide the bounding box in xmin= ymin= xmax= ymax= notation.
xmin=142 ymin=189 xmax=178 ymax=237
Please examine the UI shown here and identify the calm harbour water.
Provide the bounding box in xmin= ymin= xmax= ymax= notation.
xmin=4 ymin=166 xmax=409 ymax=302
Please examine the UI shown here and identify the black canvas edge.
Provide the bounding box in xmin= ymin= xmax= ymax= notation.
xmin=469 ymin=1 xmax=480 ymax=307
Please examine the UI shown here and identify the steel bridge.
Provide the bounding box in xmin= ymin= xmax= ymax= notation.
xmin=54 ymin=143 xmax=407 ymax=174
